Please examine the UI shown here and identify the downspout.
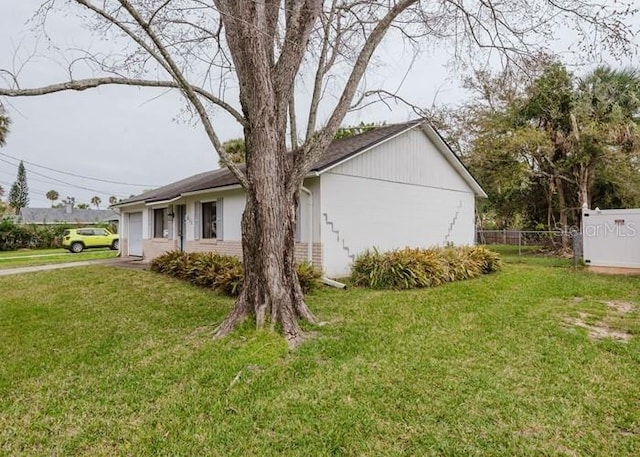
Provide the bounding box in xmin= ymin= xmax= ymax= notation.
xmin=302 ymin=184 xmax=347 ymax=290
xmin=300 ymin=186 xmax=314 ymax=264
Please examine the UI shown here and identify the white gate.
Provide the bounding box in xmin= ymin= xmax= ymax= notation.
xmin=128 ymin=212 xmax=143 ymax=257
xmin=582 ymin=208 xmax=640 ymax=268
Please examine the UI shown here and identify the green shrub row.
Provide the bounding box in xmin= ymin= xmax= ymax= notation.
xmin=0 ymin=219 xmax=69 ymax=251
xmin=150 ymin=251 xmax=321 ymax=297
xmin=350 ymin=245 xmax=502 ymax=289
xmin=0 ymin=218 xmax=118 ymax=251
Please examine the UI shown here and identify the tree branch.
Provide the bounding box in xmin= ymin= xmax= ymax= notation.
xmin=288 ymin=0 xmax=419 ymax=192
xmin=0 ymin=76 xmax=246 ymax=126
xmin=115 ymin=0 xmax=249 ymax=188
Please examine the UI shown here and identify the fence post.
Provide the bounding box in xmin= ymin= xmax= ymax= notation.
xmin=572 ymin=234 xmax=583 ymax=267
xmin=518 ymin=231 xmax=522 ymax=256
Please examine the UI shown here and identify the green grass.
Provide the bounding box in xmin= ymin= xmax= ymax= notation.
xmin=481 ymin=244 xmax=576 ymax=268
xmin=0 ymin=248 xmax=117 ymax=269
xmin=1 ymin=260 xmax=639 ymax=455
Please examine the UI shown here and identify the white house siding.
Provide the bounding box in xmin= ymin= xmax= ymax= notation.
xmin=328 ymin=128 xmax=471 ymax=193
xmin=320 ymin=173 xmax=475 ymax=277
xmin=319 ymin=129 xmax=477 ymax=277
xmin=582 ymin=208 xmax=640 ymax=269
xmin=180 ymin=188 xmax=247 ymax=242
xmin=120 ymin=182 xmax=323 ymax=265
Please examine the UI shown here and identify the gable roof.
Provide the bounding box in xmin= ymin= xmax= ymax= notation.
xmin=115 ymin=119 xmax=484 ymax=207
xmin=20 ymin=207 xmax=119 ymax=225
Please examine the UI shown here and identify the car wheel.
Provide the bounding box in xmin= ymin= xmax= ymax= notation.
xmin=70 ymin=242 xmax=84 ymax=253
xmin=111 ymin=240 xmax=120 ymax=251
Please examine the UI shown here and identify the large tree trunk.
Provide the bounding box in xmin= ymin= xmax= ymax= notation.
xmin=575 ymin=163 xmax=595 ymax=210
xmin=214 ymin=131 xmax=315 ymax=347
xmin=209 ymin=1 xmax=323 ymax=347
xmin=555 ymin=177 xmax=570 ymax=249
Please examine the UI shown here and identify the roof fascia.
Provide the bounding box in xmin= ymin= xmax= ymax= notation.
xmin=145 ymin=196 xmax=183 ymax=207
xmin=419 ymin=124 xmax=488 ymax=198
xmin=180 ymin=183 xmax=243 ymax=198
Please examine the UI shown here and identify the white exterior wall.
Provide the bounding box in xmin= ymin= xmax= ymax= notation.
xmin=330 ymin=128 xmax=472 ymax=192
xmin=116 ymin=126 xmax=482 ymax=273
xmin=582 ymin=208 xmax=640 ymax=268
xmin=180 ymin=188 xmax=247 ymax=242
xmin=300 ymin=177 xmax=320 ymax=244
xmin=180 ymin=182 xmax=318 ymax=244
xmin=118 ymin=178 xmax=321 ymax=261
xmin=320 ymin=127 xmax=477 ymax=277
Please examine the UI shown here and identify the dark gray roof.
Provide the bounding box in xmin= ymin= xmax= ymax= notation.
xmin=116 ymin=120 xmax=424 ymax=206
xmin=20 ymin=207 xmax=119 ymax=224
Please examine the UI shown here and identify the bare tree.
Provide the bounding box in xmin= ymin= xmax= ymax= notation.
xmin=0 ymin=0 xmax=636 ymax=346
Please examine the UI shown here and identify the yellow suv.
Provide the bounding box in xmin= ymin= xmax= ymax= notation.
xmin=62 ymin=228 xmax=119 ymax=253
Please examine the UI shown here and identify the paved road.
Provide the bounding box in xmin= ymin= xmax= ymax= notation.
xmin=0 ymin=257 xmax=144 ymax=276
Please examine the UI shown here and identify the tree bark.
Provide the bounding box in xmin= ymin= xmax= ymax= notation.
xmin=214 ymin=128 xmax=315 ymax=347
xmin=555 ymin=177 xmax=569 ymax=249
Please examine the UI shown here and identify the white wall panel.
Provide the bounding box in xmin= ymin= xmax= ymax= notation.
xmin=582 ymin=208 xmax=640 ymax=268
xmin=330 ymin=128 xmax=472 ymax=193
xmin=320 ymin=173 xmax=476 ymax=277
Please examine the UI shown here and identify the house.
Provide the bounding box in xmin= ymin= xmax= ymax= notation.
xmin=113 ymin=120 xmax=486 ymax=277
xmin=20 ymin=203 xmax=119 ymax=228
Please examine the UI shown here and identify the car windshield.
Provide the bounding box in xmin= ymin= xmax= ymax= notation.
xmin=63 ymin=230 xmax=70 ymax=236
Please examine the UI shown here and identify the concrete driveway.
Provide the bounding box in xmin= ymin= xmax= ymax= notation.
xmin=0 ymin=257 xmax=144 ymax=276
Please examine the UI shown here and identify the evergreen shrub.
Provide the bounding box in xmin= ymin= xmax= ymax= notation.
xmin=150 ymin=251 xmax=321 ymax=297
xmin=351 ymin=245 xmax=501 ymax=290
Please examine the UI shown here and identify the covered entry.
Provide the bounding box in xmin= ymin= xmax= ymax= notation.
xmin=128 ymin=212 xmax=143 ymax=256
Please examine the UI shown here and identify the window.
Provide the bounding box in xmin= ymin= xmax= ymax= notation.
xmin=153 ymin=208 xmax=168 ymax=238
xmin=93 ymin=228 xmax=107 ymax=236
xmin=202 ymin=201 xmax=217 ymax=239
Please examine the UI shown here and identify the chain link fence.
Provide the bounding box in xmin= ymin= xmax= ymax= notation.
xmin=476 ymin=230 xmax=583 ymax=265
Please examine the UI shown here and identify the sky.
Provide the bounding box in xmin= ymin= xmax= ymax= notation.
xmin=0 ymin=1 xmax=638 ymax=208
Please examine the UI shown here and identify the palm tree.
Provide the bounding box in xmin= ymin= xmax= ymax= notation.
xmin=46 ymin=189 xmax=60 ymax=207
xmin=0 ymin=184 xmax=4 ymax=200
xmin=108 ymin=195 xmax=118 ymax=206
xmin=90 ymin=196 xmax=101 ymax=209
xmin=217 ymin=138 xmax=245 ymax=167
xmin=573 ymin=66 xmax=640 ymax=208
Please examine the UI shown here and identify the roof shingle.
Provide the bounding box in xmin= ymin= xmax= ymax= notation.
xmin=20 ymin=208 xmax=119 ymax=224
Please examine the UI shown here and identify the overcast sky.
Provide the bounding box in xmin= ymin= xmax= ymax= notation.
xmin=0 ymin=1 xmax=638 ymax=208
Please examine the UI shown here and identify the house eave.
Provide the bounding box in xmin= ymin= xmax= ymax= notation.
xmin=180 ymin=183 xmax=243 ymax=198
xmin=111 ymin=201 xmax=145 ymax=210
xmin=145 ymin=196 xmax=184 ymax=207
xmin=419 ymin=124 xmax=488 ymax=198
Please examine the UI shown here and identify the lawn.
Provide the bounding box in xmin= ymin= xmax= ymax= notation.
xmin=1 ymin=255 xmax=639 ymax=455
xmin=0 ymin=248 xmax=117 ymax=269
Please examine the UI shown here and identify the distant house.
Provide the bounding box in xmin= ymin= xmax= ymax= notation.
xmin=20 ymin=203 xmax=119 ymax=228
xmin=113 ymin=120 xmax=486 ymax=277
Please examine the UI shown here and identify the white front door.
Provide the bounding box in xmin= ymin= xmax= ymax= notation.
xmin=128 ymin=212 xmax=143 ymax=256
